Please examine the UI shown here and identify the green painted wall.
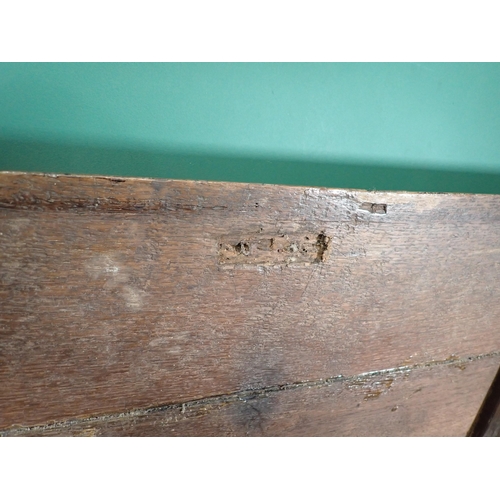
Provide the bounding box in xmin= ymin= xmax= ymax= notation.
xmin=1 ymin=63 xmax=500 ymax=193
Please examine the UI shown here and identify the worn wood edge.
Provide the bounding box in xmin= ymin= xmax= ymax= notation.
xmin=2 ymin=351 xmax=499 ymax=437
xmin=1 ymin=170 xmax=496 ymax=201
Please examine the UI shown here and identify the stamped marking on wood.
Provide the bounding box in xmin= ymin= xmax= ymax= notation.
xmin=218 ymin=231 xmax=331 ymax=266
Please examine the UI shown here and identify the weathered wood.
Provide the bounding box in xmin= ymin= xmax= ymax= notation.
xmin=3 ymin=356 xmax=497 ymax=437
xmin=2 ymin=172 xmax=500 ymax=435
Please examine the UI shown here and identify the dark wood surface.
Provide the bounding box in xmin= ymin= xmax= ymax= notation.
xmin=468 ymin=364 xmax=500 ymax=437
xmin=1 ymin=172 xmax=500 ymax=436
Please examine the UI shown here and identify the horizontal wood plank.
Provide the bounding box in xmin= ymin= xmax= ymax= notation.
xmin=4 ymin=356 xmax=498 ymax=436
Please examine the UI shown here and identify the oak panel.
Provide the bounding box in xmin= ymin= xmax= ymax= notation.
xmin=1 ymin=172 xmax=500 ymax=431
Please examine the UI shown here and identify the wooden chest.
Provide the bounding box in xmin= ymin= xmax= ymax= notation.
xmin=1 ymin=172 xmax=499 ymax=436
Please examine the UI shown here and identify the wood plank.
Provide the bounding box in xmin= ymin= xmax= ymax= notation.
xmin=2 ymin=172 xmax=500 ymax=433
xmin=3 ymin=356 xmax=498 ymax=436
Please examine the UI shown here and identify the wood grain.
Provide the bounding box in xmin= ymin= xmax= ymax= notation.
xmin=2 ymin=172 xmax=500 ymax=435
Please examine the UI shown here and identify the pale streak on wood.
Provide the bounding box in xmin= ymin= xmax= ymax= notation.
xmin=1 ymin=172 xmax=500 ymax=434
